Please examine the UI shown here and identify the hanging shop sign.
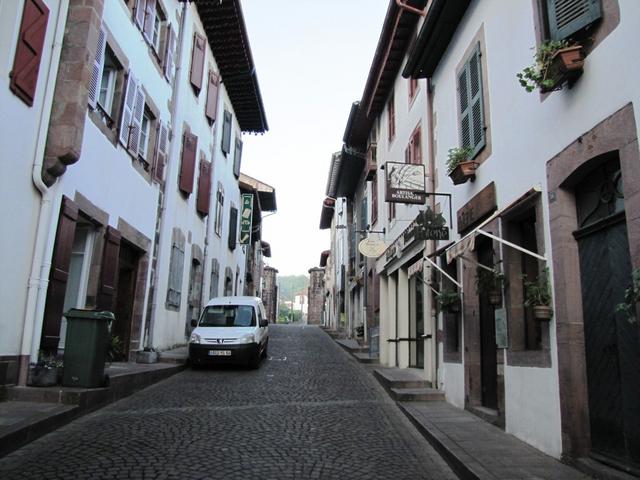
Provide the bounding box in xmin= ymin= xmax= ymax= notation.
xmin=358 ymin=236 xmax=387 ymax=258
xmin=239 ymin=194 xmax=253 ymax=245
xmin=385 ymin=161 xmax=426 ymax=204
xmin=403 ymin=208 xmax=450 ymax=244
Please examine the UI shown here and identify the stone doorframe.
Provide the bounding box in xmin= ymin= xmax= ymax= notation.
xmin=546 ymin=103 xmax=640 ymax=458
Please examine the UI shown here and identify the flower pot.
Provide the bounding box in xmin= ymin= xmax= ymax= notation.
xmin=27 ymin=366 xmax=59 ymax=387
xmin=541 ymin=45 xmax=584 ymax=93
xmin=533 ymin=305 xmax=553 ymax=320
xmin=488 ymin=290 xmax=502 ymax=305
xmin=447 ymin=299 xmax=461 ymax=314
xmin=449 ymin=161 xmax=477 ymax=185
xmin=136 ymin=350 xmax=158 ymax=364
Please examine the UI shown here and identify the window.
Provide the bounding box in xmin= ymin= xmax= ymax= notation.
xmin=233 ymin=138 xmax=243 ymax=177
xmin=167 ymin=241 xmax=185 ymax=308
xmin=199 ymin=305 xmax=256 ymax=327
xmin=178 ymin=131 xmax=198 ymax=195
xmin=371 ymin=174 xmax=378 ymax=225
xmin=221 ymin=109 xmax=232 ymax=155
xmin=215 ymin=184 xmax=224 ymax=236
xmin=458 ymin=42 xmax=485 ymax=158
xmin=387 ymin=92 xmax=395 ymax=143
xmin=408 ymin=78 xmax=419 ymax=102
xmin=98 ymin=53 xmax=117 ymax=117
xmin=405 ymin=126 xmax=422 ymax=165
xmin=151 ymin=4 xmax=166 ymax=53
xmin=209 ymin=259 xmax=220 ymax=299
xmin=228 ymin=204 xmax=238 ymax=251
xmin=544 ymin=0 xmax=602 ymax=40
xmin=190 ymin=32 xmax=206 ymax=93
xmin=10 ymin=0 xmax=49 ymax=106
xmin=138 ymin=111 xmax=151 ymax=160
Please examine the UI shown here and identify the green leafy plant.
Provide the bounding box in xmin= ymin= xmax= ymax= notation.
xmin=475 ymin=264 xmax=505 ymax=294
xmin=446 ymin=147 xmax=474 ymax=175
xmin=615 ymin=269 xmax=640 ymax=323
xmin=34 ymin=351 xmax=63 ymax=370
xmin=523 ymin=267 xmax=552 ymax=307
xmin=516 ymin=39 xmax=569 ymax=92
xmin=436 ymin=289 xmax=461 ymax=311
xmin=107 ymin=335 xmax=125 ymax=362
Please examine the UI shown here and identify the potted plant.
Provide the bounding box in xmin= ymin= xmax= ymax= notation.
xmin=475 ymin=265 xmax=505 ymax=306
xmin=523 ymin=267 xmax=553 ymax=320
xmin=27 ymin=353 xmax=63 ymax=387
xmin=136 ymin=346 xmax=158 ymax=364
xmin=446 ymin=147 xmax=476 ymax=185
xmin=516 ymin=39 xmax=584 ymax=93
xmin=615 ymin=268 xmax=639 ymax=324
xmin=436 ymin=288 xmax=462 ymax=313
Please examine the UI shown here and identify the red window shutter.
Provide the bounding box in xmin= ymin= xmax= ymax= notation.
xmin=405 ymin=144 xmax=411 ymax=164
xmin=190 ymin=32 xmax=206 ymax=92
xmin=96 ymin=226 xmax=122 ymax=311
xmin=152 ymin=120 xmax=169 ymax=183
xmin=41 ymin=196 xmax=78 ymax=351
xmin=179 ymin=131 xmax=198 ymax=194
xmin=10 ymin=0 xmax=49 ymax=107
xmin=205 ymin=70 xmax=220 ymax=124
xmin=413 ymin=130 xmax=422 ymax=164
xmin=196 ymin=159 xmax=212 ymax=215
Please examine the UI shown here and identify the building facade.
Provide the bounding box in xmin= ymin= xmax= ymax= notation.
xmin=307 ymin=267 xmax=325 ymax=325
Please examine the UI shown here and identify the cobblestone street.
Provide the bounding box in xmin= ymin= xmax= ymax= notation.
xmin=0 ymin=325 xmax=456 ymax=480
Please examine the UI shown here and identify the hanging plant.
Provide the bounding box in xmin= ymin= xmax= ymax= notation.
xmin=475 ymin=263 xmax=505 ymax=305
xmin=446 ymin=147 xmax=476 ymax=185
xmin=523 ymin=267 xmax=553 ymax=320
xmin=615 ymin=269 xmax=640 ymax=324
xmin=436 ymin=288 xmax=462 ymax=313
xmin=516 ymin=40 xmax=584 ymax=93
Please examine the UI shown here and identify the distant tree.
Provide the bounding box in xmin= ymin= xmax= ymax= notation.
xmin=277 ymin=275 xmax=309 ymax=303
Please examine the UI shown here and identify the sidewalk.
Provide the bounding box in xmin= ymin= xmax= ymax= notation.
xmin=325 ymin=329 xmax=602 ymax=480
xmin=0 ymin=347 xmax=187 ymax=458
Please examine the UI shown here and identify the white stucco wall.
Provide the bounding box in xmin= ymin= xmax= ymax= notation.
xmin=443 ymin=362 xmax=465 ymax=408
xmin=0 ymin=0 xmax=66 ymax=358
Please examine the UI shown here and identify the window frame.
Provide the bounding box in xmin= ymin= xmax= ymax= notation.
xmin=215 ymin=184 xmax=224 ymax=237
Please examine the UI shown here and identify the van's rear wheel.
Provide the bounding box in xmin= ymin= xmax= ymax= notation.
xmin=248 ymin=351 xmax=260 ymax=369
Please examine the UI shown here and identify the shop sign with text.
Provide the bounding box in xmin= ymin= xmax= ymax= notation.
xmin=239 ymin=194 xmax=253 ymax=245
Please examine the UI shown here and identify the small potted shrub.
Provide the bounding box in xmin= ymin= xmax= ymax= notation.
xmin=523 ymin=267 xmax=553 ymax=320
xmin=446 ymin=147 xmax=477 ymax=185
xmin=517 ymin=39 xmax=584 ymax=93
xmin=136 ymin=346 xmax=158 ymax=364
xmin=615 ymin=268 xmax=639 ymax=324
xmin=475 ymin=265 xmax=505 ymax=306
xmin=436 ymin=288 xmax=462 ymax=314
xmin=27 ymin=353 xmax=63 ymax=387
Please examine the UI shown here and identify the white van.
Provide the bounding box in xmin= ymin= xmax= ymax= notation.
xmin=188 ymin=296 xmax=269 ymax=368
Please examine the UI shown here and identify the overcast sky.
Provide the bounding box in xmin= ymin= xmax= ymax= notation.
xmin=240 ymin=0 xmax=389 ymax=276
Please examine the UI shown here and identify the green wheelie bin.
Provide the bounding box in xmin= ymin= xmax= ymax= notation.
xmin=62 ymin=309 xmax=114 ymax=388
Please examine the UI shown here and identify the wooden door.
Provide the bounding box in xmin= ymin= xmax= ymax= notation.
xmin=478 ymin=239 xmax=498 ymax=409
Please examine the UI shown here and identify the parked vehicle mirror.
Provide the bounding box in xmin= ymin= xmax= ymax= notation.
xmin=191 ymin=319 xmax=197 ymax=328
xmin=259 ymin=319 xmax=269 ymax=328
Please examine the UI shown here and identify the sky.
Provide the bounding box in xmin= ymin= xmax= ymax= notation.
xmin=239 ymin=0 xmax=389 ymax=277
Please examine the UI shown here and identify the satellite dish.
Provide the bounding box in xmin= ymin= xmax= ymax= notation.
xmin=358 ymin=237 xmax=387 ymax=258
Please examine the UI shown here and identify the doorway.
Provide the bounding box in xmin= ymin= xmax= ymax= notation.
xmin=575 ymin=160 xmax=640 ymax=469
xmin=112 ymin=241 xmax=140 ymax=361
xmin=409 ymin=275 xmax=424 ymax=368
xmin=477 ymin=237 xmax=498 ymax=410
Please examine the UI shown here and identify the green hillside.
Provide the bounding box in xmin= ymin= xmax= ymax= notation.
xmin=278 ymin=275 xmax=309 ymax=303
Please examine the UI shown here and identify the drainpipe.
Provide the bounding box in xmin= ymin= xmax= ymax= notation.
xmin=143 ymin=0 xmax=189 ymax=348
xmin=18 ymin=0 xmax=70 ymax=385
xmin=426 ymin=78 xmax=438 ymax=386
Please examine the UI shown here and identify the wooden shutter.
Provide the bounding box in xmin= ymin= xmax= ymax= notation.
xmin=41 ymin=196 xmax=78 ymax=351
xmin=404 ymin=145 xmax=411 ymax=164
xmin=205 ymin=71 xmax=220 ymax=124
xmin=10 ymin=0 xmax=49 ymax=107
xmin=96 ymin=226 xmax=121 ymax=311
xmin=128 ymin=82 xmax=146 ymax=154
xmin=143 ymin=0 xmax=156 ymax=43
xmin=221 ymin=110 xmax=232 ymax=154
xmin=179 ymin=132 xmax=197 ymax=194
xmin=119 ymin=72 xmax=137 ymax=146
xmin=228 ymin=206 xmax=238 ymax=250
xmin=164 ymin=25 xmax=176 ymax=81
xmin=233 ymin=138 xmax=243 ymax=177
xmin=134 ymin=0 xmax=146 ymax=29
xmin=547 ymin=0 xmax=602 ymax=40
xmin=153 ymin=120 xmax=169 ymax=183
xmin=412 ymin=130 xmax=422 ymax=165
xmin=190 ymin=32 xmax=206 ymax=92
xmin=371 ymin=175 xmax=378 ymax=224
xmin=167 ymin=243 xmax=185 ymax=307
xmin=196 ymin=159 xmax=212 ymax=215
xmin=459 ymin=43 xmax=485 ymax=157
xmin=88 ymin=26 xmax=106 ymax=109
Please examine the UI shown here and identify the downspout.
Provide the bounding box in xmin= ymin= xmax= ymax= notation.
xmin=143 ymin=0 xmax=189 ymax=348
xmin=18 ymin=0 xmax=70 ymax=385
xmin=426 ymin=77 xmax=438 ymax=386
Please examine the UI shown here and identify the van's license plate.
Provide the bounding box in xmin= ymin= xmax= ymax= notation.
xmin=209 ymin=350 xmax=231 ymax=356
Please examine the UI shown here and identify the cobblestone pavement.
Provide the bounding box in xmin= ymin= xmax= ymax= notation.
xmin=0 ymin=325 xmax=457 ymax=480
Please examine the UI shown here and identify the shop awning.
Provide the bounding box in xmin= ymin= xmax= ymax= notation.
xmin=445 ymin=187 xmax=546 ymax=264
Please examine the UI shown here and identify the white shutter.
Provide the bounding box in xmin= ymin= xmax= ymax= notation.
xmin=88 ymin=27 xmax=106 ymax=109
xmin=119 ymin=72 xmax=137 ymax=146
xmin=153 ymin=120 xmax=169 ymax=183
xmin=143 ymin=0 xmax=156 ymax=43
xmin=134 ymin=0 xmax=146 ymax=29
xmin=128 ymin=81 xmax=146 ymax=154
xmin=164 ymin=25 xmax=176 ymax=82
